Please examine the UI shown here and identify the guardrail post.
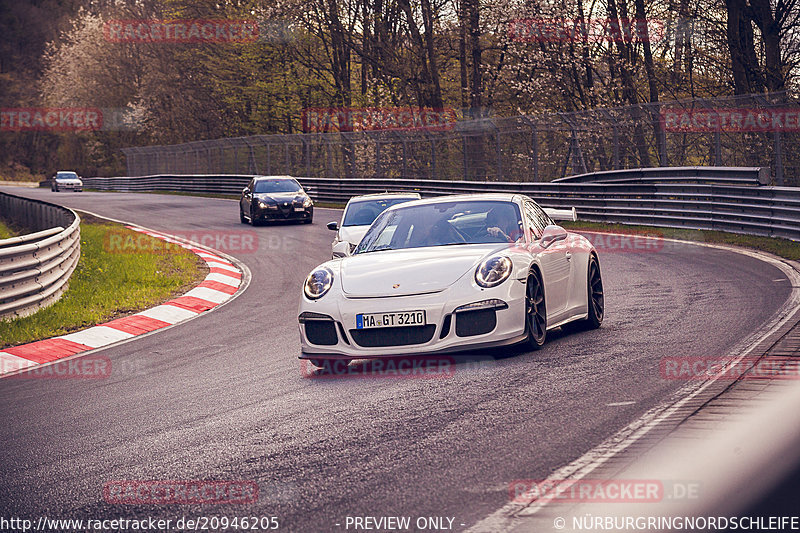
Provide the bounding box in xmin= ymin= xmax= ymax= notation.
xmin=774 ymin=130 xmax=784 ymax=186
xmin=462 ymin=133 xmax=469 ymax=181
xmin=304 ymin=135 xmax=312 ymax=176
xmin=519 ymin=117 xmax=540 ymax=182
xmin=402 ymin=137 xmax=408 ymax=180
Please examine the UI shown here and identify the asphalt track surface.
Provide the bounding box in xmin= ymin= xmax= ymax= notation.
xmin=0 ymin=187 xmax=793 ymax=532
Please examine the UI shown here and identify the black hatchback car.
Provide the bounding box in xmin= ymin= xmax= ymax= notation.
xmin=239 ymin=176 xmax=313 ymax=225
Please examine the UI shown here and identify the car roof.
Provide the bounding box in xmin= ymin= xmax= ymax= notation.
xmin=347 ymin=192 xmax=421 ymax=203
xmin=56 ymin=170 xmax=77 ymax=174
xmin=253 ymin=175 xmax=296 ymax=181
xmin=385 ymin=193 xmax=521 ymax=210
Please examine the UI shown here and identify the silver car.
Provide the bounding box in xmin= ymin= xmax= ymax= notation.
xmin=326 ymin=192 xmax=421 ymax=258
xmin=51 ymin=171 xmax=83 ymax=192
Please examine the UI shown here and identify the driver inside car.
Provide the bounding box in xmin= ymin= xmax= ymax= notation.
xmin=485 ymin=206 xmax=522 ymax=243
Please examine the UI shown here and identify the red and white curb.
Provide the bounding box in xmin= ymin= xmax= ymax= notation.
xmin=0 ymin=226 xmax=245 ymax=377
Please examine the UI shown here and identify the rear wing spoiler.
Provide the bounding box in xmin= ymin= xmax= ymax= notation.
xmin=543 ymin=206 xmax=577 ymax=222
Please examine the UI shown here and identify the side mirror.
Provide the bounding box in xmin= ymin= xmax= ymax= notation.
xmin=540 ymin=225 xmax=568 ymax=248
xmin=332 ymin=240 xmax=351 ymax=258
xmin=242 ymin=187 xmax=250 ymax=195
xmin=327 ymin=221 xmax=339 ymax=231
xmin=304 ymin=186 xmax=314 ymax=193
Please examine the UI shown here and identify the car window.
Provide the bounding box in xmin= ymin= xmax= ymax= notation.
xmin=56 ymin=172 xmax=78 ymax=179
xmin=253 ymin=179 xmax=302 ymax=193
xmin=355 ymin=200 xmax=523 ymax=253
xmin=523 ymin=201 xmax=551 ymax=240
xmin=342 ymin=197 xmax=419 ymax=227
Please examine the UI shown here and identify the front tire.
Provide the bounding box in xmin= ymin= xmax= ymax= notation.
xmin=240 ymin=206 xmax=247 ymax=224
xmin=583 ymin=255 xmax=604 ymax=329
xmin=523 ymin=269 xmax=547 ymax=350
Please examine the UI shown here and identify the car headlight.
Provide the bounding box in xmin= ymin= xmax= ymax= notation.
xmin=303 ymin=197 xmax=313 ymax=207
xmin=475 ymin=256 xmax=513 ymax=288
xmin=259 ymin=199 xmax=277 ymax=210
xmin=304 ymin=267 xmax=334 ymax=300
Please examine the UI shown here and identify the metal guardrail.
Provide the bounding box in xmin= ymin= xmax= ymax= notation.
xmin=0 ymin=193 xmax=81 ymax=321
xmin=83 ymin=167 xmax=800 ymax=241
xmin=551 ymin=166 xmax=771 ymax=185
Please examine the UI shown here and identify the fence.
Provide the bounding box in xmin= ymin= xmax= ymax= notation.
xmin=121 ymin=92 xmax=800 ymax=186
xmin=82 ymin=166 xmax=800 ymax=241
xmin=0 ymin=193 xmax=81 ymax=321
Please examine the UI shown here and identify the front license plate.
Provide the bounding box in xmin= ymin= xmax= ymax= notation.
xmin=294 ymin=207 xmax=305 ymax=212
xmin=356 ymin=310 xmax=426 ymax=329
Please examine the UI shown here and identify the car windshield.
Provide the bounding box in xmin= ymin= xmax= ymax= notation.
xmin=342 ymin=197 xmax=419 ymax=227
xmin=56 ymin=172 xmax=78 ymax=179
xmin=253 ymin=179 xmax=302 ymax=193
xmin=355 ymin=200 xmax=523 ymax=253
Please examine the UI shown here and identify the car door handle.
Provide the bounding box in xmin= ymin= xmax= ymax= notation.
xmin=565 ymin=252 xmax=572 ymax=261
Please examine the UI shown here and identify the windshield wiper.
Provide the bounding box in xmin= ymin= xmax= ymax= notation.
xmin=362 ymin=244 xmax=394 ymax=253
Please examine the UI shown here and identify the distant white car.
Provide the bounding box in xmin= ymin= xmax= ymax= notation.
xmin=326 ymin=192 xmax=421 ymax=258
xmin=299 ymin=193 xmax=602 ymax=368
xmin=51 ymin=171 xmax=83 ymax=192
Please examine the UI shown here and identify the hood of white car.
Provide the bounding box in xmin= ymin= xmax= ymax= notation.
xmin=340 ymin=244 xmax=503 ymax=297
xmin=56 ymin=178 xmax=82 ymax=184
xmin=339 ymin=226 xmax=370 ymax=247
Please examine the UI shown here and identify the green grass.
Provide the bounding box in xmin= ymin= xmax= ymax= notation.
xmin=0 ymin=218 xmax=19 ymax=239
xmin=562 ymin=220 xmax=800 ymax=262
xmin=0 ymin=212 xmax=208 ymax=348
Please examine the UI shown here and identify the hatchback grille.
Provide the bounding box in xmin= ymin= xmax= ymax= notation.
xmin=305 ymin=322 xmax=338 ymax=345
xmin=455 ymin=309 xmax=497 ymax=337
xmin=349 ymin=325 xmax=436 ymax=347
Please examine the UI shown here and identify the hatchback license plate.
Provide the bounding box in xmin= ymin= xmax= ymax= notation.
xmin=356 ymin=311 xmax=425 ymax=329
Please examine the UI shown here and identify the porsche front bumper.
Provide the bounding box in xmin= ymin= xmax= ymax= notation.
xmin=298 ymin=279 xmax=528 ymax=359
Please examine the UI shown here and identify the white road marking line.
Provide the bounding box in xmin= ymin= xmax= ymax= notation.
xmin=205 ymin=272 xmax=242 ymax=285
xmin=0 ymin=352 xmax=37 ymax=374
xmin=59 ymin=326 xmax=135 ymax=348
xmin=183 ymin=287 xmax=229 ymax=304
xmin=202 ymin=257 xmax=234 ymax=266
xmin=606 ymin=401 xmax=636 ymax=406
xmin=138 ymin=305 xmax=198 ymax=324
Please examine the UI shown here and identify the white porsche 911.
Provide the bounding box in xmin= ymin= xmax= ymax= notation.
xmin=298 ymin=194 xmax=603 ymax=368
